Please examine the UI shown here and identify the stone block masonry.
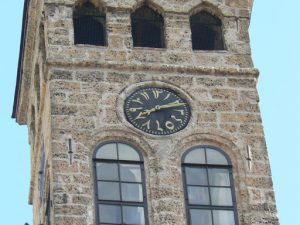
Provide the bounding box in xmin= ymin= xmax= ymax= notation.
xmin=47 ymin=66 xmax=278 ymax=225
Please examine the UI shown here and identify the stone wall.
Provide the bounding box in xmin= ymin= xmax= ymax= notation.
xmin=44 ymin=0 xmax=252 ymax=68
xmin=48 ymin=66 xmax=278 ymax=225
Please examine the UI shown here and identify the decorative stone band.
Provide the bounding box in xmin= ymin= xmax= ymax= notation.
xmin=47 ymin=61 xmax=260 ymax=78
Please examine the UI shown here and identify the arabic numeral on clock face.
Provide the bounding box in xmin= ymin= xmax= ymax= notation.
xmin=153 ymin=89 xmax=163 ymax=99
xmin=156 ymin=120 xmax=164 ymax=132
xmin=163 ymin=93 xmax=171 ymax=100
xmin=171 ymin=115 xmax=183 ymax=123
xmin=129 ymin=107 xmax=142 ymax=112
xmin=165 ymin=121 xmax=175 ymax=130
xmin=141 ymin=92 xmax=150 ymax=100
xmin=132 ymin=98 xmax=143 ymax=105
xmin=141 ymin=120 xmax=151 ymax=130
xmin=174 ymin=109 xmax=185 ymax=116
xmin=134 ymin=112 xmax=146 ymax=120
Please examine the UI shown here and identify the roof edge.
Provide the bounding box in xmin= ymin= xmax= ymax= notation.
xmin=12 ymin=0 xmax=30 ymax=120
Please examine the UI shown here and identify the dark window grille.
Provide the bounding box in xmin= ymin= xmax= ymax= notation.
xmin=131 ymin=5 xmax=164 ymax=48
xmin=74 ymin=2 xmax=106 ymax=46
xmin=93 ymin=142 xmax=149 ymax=225
xmin=182 ymin=146 xmax=238 ymax=225
xmin=190 ymin=11 xmax=224 ymax=50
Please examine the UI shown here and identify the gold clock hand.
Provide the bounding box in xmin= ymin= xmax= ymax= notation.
xmin=133 ymin=112 xmax=146 ymax=120
xmin=159 ymin=102 xmax=186 ymax=109
xmin=140 ymin=103 xmax=185 ymax=116
xmin=140 ymin=108 xmax=156 ymax=116
xmin=140 ymin=105 xmax=162 ymax=116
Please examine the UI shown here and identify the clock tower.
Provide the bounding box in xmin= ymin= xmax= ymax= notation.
xmin=13 ymin=0 xmax=279 ymax=225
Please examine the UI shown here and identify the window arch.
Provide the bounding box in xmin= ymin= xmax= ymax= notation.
xmin=190 ymin=11 xmax=224 ymax=50
xmin=182 ymin=146 xmax=238 ymax=225
xmin=131 ymin=5 xmax=165 ymax=48
xmin=93 ymin=142 xmax=148 ymax=225
xmin=73 ymin=1 xmax=106 ymax=46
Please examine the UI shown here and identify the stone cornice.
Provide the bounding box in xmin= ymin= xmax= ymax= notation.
xmin=13 ymin=0 xmax=43 ymax=125
xmin=12 ymin=0 xmax=31 ymax=123
xmin=46 ymin=61 xmax=259 ymax=78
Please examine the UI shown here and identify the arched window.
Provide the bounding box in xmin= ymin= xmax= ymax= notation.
xmin=131 ymin=5 xmax=165 ymax=48
xmin=182 ymin=146 xmax=238 ymax=225
xmin=93 ymin=142 xmax=148 ymax=225
xmin=73 ymin=2 xmax=106 ymax=46
xmin=190 ymin=11 xmax=224 ymax=50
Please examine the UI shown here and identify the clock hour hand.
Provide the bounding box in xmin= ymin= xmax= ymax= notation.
xmin=140 ymin=108 xmax=156 ymax=116
xmin=140 ymin=105 xmax=164 ymax=116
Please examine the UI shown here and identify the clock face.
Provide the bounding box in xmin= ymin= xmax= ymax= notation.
xmin=124 ymin=87 xmax=191 ymax=135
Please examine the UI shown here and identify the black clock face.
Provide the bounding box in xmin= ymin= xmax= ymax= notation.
xmin=124 ymin=87 xmax=191 ymax=135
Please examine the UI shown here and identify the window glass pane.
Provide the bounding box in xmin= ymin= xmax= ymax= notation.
xmin=186 ymin=167 xmax=208 ymax=185
xmin=213 ymin=210 xmax=235 ymax=225
xmin=211 ymin=187 xmax=233 ymax=206
xmin=121 ymin=183 xmax=143 ymax=202
xmin=206 ymin=148 xmax=228 ymax=165
xmin=184 ymin=148 xmax=205 ymax=164
xmin=96 ymin=163 xmax=119 ymax=181
xmin=188 ymin=186 xmax=210 ymax=205
xmin=190 ymin=209 xmax=212 ymax=225
xmin=96 ymin=143 xmax=117 ymax=159
xmin=118 ymin=143 xmax=140 ymax=161
xmin=208 ymin=168 xmax=230 ymax=186
xmin=120 ymin=164 xmax=142 ymax=182
xmin=99 ymin=204 xmax=121 ymax=224
xmin=123 ymin=206 xmax=145 ymax=225
xmin=98 ymin=181 xmax=120 ymax=201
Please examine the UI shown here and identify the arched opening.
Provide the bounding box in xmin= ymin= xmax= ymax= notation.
xmin=73 ymin=1 xmax=106 ymax=46
xmin=190 ymin=11 xmax=224 ymax=50
xmin=93 ymin=142 xmax=148 ymax=225
xmin=131 ymin=5 xmax=165 ymax=48
xmin=182 ymin=146 xmax=238 ymax=225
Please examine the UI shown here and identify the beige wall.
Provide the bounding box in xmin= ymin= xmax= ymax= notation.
xmin=47 ymin=67 xmax=277 ymax=225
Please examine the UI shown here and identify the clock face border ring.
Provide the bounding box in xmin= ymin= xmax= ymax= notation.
xmin=116 ymin=81 xmax=195 ymax=138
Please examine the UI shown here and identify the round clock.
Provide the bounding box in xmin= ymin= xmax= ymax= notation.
xmin=124 ymin=87 xmax=191 ymax=135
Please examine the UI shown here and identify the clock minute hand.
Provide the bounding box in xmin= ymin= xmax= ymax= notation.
xmin=140 ymin=103 xmax=185 ymax=116
xmin=159 ymin=102 xmax=186 ymax=109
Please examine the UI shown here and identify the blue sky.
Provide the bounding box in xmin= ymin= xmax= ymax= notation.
xmin=0 ymin=0 xmax=299 ymax=224
xmin=250 ymin=0 xmax=300 ymax=223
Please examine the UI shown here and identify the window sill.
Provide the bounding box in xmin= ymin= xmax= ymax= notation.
xmin=192 ymin=49 xmax=228 ymax=53
xmin=74 ymin=44 xmax=108 ymax=49
xmin=132 ymin=46 xmax=167 ymax=51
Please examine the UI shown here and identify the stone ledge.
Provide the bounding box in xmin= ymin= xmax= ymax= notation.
xmin=47 ymin=62 xmax=259 ymax=77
